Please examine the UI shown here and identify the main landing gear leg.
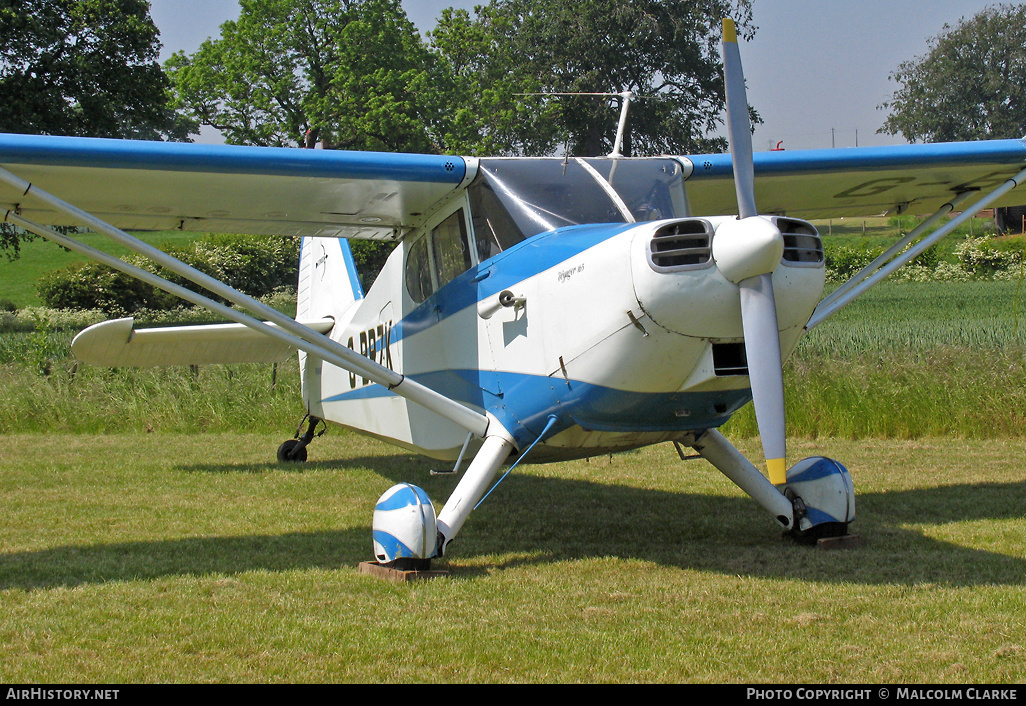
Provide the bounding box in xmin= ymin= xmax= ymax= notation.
xmin=435 ymin=435 xmax=515 ymax=557
xmin=370 ymin=433 xmax=514 ymax=569
xmin=691 ymin=428 xmax=800 ymax=533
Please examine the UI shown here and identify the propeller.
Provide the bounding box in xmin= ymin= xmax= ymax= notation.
xmin=717 ymin=19 xmax=788 ymax=485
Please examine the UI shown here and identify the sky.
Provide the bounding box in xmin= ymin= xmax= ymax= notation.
xmin=148 ymin=0 xmax=1009 ymax=151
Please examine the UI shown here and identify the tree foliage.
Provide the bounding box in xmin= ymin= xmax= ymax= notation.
xmin=167 ymin=0 xmax=755 ymax=158
xmin=0 ymin=0 xmax=191 ymax=258
xmin=0 ymin=0 xmax=189 ymax=140
xmin=166 ymin=0 xmax=448 ymax=152
xmin=430 ymin=0 xmax=757 ymax=157
xmin=879 ymin=4 xmax=1026 ymax=143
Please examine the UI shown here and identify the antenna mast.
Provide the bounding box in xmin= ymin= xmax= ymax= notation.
xmin=611 ymin=91 xmax=633 ymax=157
xmin=516 ymin=90 xmax=634 ymax=157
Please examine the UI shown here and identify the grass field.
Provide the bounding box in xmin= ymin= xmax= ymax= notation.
xmin=3 ymin=279 xmax=1022 ymax=439
xmin=0 ymin=433 xmax=1023 ymax=683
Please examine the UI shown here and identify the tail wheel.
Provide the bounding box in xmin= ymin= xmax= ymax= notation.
xmin=277 ymin=439 xmax=307 ymax=463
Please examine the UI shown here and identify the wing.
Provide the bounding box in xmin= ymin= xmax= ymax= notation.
xmin=684 ymin=139 xmax=1026 ymax=218
xmin=71 ymin=317 xmax=335 ymax=366
xmin=0 ymin=133 xmax=472 ymax=240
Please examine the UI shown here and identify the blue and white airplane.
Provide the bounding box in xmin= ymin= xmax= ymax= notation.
xmin=3 ymin=21 xmax=1026 ymax=568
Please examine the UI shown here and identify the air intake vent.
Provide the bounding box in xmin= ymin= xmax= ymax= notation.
xmin=778 ymin=218 xmax=824 ymax=265
xmin=712 ymin=342 xmax=748 ymax=376
xmin=648 ymin=219 xmax=713 ymax=271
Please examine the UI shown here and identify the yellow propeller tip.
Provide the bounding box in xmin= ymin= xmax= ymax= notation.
xmin=723 ymin=18 xmax=737 ymax=44
xmin=767 ymin=458 xmax=787 ymax=485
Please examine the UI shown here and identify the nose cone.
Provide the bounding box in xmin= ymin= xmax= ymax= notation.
xmin=711 ymin=216 xmax=784 ymax=284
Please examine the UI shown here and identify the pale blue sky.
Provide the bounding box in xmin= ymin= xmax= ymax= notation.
xmin=149 ymin=0 xmax=1011 ymax=151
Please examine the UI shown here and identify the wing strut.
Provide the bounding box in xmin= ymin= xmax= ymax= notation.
xmin=0 ymin=166 xmax=490 ymax=439
xmin=806 ymin=166 xmax=1026 ymax=330
xmin=816 ymin=191 xmax=976 ymax=313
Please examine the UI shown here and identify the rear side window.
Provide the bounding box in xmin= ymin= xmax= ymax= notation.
xmin=405 ymin=234 xmax=433 ymax=303
xmin=433 ymin=210 xmax=472 ymax=288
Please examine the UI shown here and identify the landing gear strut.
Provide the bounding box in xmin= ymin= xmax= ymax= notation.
xmin=371 ymin=429 xmax=516 ymax=568
xmin=277 ymin=414 xmax=324 ymax=463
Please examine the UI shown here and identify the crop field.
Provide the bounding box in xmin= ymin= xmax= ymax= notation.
xmin=0 ymin=221 xmax=1025 ymax=683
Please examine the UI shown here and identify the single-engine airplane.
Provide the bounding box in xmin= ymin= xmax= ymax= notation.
xmin=3 ymin=21 xmax=1026 ymax=568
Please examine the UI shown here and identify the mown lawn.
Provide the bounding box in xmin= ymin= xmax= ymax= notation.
xmin=0 ymin=433 xmax=1023 ymax=683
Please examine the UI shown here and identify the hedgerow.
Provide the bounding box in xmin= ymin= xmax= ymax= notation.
xmin=36 ymin=234 xmax=300 ymax=316
xmin=826 ymin=235 xmax=1024 ymax=283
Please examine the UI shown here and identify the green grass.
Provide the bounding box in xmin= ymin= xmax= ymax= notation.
xmin=730 ymin=279 xmax=1026 ymax=439
xmin=2 ymin=280 xmax=1023 ymax=439
xmin=808 ymin=280 xmax=1026 ymax=354
xmin=0 ymin=433 xmax=1023 ymax=682
xmin=0 ymin=360 xmax=301 ymax=434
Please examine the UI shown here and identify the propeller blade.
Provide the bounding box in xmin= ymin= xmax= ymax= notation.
xmin=722 ymin=18 xmax=757 ymax=219
xmin=739 ymin=274 xmax=787 ymax=485
xmin=722 ymin=19 xmax=788 ymax=484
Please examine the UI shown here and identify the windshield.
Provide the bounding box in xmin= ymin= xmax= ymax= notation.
xmin=469 ymin=157 xmax=687 ymax=261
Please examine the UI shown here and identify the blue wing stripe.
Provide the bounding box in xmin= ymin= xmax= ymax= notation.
xmin=0 ymin=133 xmax=466 ymax=184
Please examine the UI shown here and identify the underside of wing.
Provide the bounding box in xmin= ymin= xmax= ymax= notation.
xmin=0 ymin=133 xmax=472 ymax=240
xmin=72 ymin=317 xmax=335 ymax=367
xmin=684 ymin=139 xmax=1026 ymax=219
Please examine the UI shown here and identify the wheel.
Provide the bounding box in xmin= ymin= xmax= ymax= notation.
xmin=277 ymin=439 xmax=307 ymax=463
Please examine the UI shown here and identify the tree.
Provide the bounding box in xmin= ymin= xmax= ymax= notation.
xmin=166 ymin=0 xmax=448 ymax=152
xmin=429 ymin=0 xmax=757 ymax=157
xmin=0 ymin=0 xmax=192 ymax=258
xmin=879 ymin=4 xmax=1026 ymax=143
xmin=0 ymin=0 xmax=190 ymax=140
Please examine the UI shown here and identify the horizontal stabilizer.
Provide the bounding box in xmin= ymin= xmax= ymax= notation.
xmin=72 ymin=317 xmax=335 ymax=367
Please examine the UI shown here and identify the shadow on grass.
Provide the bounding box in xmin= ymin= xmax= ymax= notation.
xmin=2 ymin=451 xmax=1024 ymax=591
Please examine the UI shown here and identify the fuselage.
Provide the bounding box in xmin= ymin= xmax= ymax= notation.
xmin=301 ymin=156 xmax=825 ymax=461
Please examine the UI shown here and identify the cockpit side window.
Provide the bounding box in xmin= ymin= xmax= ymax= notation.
xmin=405 ymin=208 xmax=472 ymax=304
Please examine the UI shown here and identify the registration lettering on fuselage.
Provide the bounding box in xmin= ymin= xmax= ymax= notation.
xmin=346 ymin=321 xmax=393 ymax=388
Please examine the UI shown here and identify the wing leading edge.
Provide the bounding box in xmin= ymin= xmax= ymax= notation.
xmin=0 ymin=133 xmax=473 ymax=240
